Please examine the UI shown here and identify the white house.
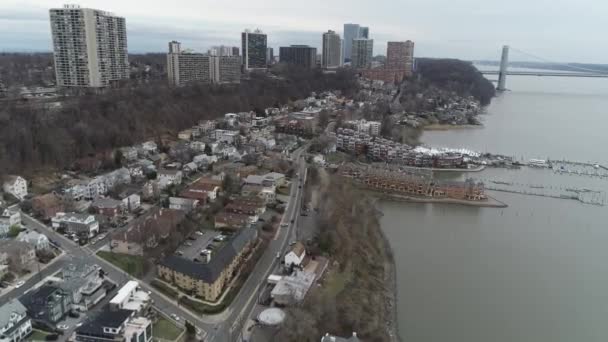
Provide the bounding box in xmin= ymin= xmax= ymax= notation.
xmin=190 ymin=141 xmax=206 ymax=153
xmin=2 ymin=176 xmax=27 ymax=200
xmin=0 ymin=299 xmax=32 ymax=342
xmin=51 ymin=212 xmax=99 ymax=238
xmin=141 ymin=141 xmax=158 ymax=154
xmin=284 ymin=242 xmax=306 ymax=267
xmin=18 ymin=230 xmax=50 ymax=251
xmin=157 ymin=169 xmax=183 ymax=190
xmin=118 ymin=190 xmax=141 ymax=212
xmin=214 ymin=129 xmax=239 ymax=144
xmin=0 ymin=208 xmax=21 ymax=237
xmin=193 ymin=154 xmax=219 ymax=168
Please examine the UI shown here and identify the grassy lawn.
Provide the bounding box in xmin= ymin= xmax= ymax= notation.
xmin=29 ymin=329 xmax=51 ymax=341
xmin=97 ymin=251 xmax=146 ymax=278
xmin=153 ymin=316 xmax=183 ymax=341
xmin=325 ymin=262 xmax=353 ymax=297
xmin=151 ymin=279 xmax=179 ymax=298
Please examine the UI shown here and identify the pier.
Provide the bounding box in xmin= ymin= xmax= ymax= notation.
xmin=481 ymin=180 xmax=606 ymax=206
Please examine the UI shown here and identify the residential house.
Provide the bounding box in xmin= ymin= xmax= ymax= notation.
xmin=92 ymin=198 xmax=124 ymax=218
xmin=116 ymin=188 xmax=141 ymax=212
xmin=140 ymin=141 xmax=158 ymax=155
xmin=2 ymin=176 xmax=27 ymax=201
xmin=214 ymin=212 xmax=249 ymax=230
xmin=102 ymin=168 xmax=132 ymax=190
xmin=157 ymin=227 xmax=257 ymax=302
xmin=285 ymin=242 xmax=306 ymax=267
xmin=54 ymin=262 xmax=106 ymax=311
xmin=110 ymin=207 xmax=185 ymax=256
xmin=193 ymin=154 xmax=218 ymax=168
xmin=17 ymin=230 xmax=50 ymax=251
xmin=244 ymin=172 xmax=286 ymax=187
xmin=108 ymin=281 xmax=151 ymax=314
xmin=119 ymin=147 xmax=138 ymax=162
xmin=0 ymin=208 xmax=21 ymax=237
xmin=214 ymin=129 xmax=239 ymax=144
xmin=241 ymin=184 xmax=276 ymax=204
xmin=0 ymin=299 xmax=32 ymax=342
xmin=183 ymin=162 xmax=198 ymax=174
xmin=169 ymin=197 xmax=199 ymax=212
xmin=157 ymin=169 xmax=183 ymax=190
xmin=179 ymin=179 xmax=220 ymax=204
xmin=178 ymin=129 xmax=193 ymax=141
xmin=74 ymin=308 xmax=152 ymax=342
xmin=20 ymin=285 xmax=72 ymax=325
xmin=190 ymin=141 xmax=206 ymax=153
xmin=31 ymin=194 xmax=64 ymax=220
xmin=125 ymin=164 xmax=144 ymax=179
xmin=0 ymin=240 xmax=36 ymax=272
xmin=270 ymin=270 xmax=315 ymax=306
xmin=51 ymin=212 xmax=99 ymax=238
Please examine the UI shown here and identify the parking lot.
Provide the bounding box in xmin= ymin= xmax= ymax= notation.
xmin=174 ymin=230 xmax=232 ymax=262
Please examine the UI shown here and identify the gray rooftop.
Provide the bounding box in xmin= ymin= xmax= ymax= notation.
xmin=0 ymin=299 xmax=27 ymax=329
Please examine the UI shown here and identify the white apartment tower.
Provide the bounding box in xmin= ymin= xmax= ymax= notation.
xmin=49 ymin=5 xmax=129 ymax=88
xmin=322 ymin=30 xmax=343 ymax=69
xmin=167 ymin=41 xmax=240 ymax=86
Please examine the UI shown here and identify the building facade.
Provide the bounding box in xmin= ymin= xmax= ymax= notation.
xmin=266 ymin=47 xmax=274 ymax=65
xmin=0 ymin=299 xmax=32 ymax=342
xmin=212 ymin=56 xmax=241 ymax=83
xmin=359 ymin=26 xmax=369 ymax=39
xmin=322 ymin=30 xmax=343 ymax=69
xmin=241 ymin=29 xmax=268 ymax=70
xmin=2 ymin=176 xmax=27 ymax=201
xmin=279 ymin=45 xmax=317 ymax=69
xmin=386 ymin=40 xmax=415 ymax=72
xmin=167 ymin=41 xmax=212 ymax=86
xmin=343 ymin=23 xmax=360 ymax=62
xmin=351 ymin=39 xmax=374 ymax=69
xmin=49 ymin=5 xmax=128 ymax=88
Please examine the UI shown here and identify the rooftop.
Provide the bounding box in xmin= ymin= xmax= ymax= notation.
xmin=0 ymin=299 xmax=27 ymax=329
xmin=76 ymin=309 xmax=133 ymax=336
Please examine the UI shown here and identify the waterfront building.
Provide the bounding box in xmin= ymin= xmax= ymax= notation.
xmin=351 ymin=39 xmax=374 ymax=69
xmin=279 ymin=45 xmax=317 ymax=69
xmin=242 ymin=29 xmax=268 ymax=70
xmin=322 ymin=30 xmax=343 ymax=69
xmin=386 ymin=41 xmax=415 ymax=73
xmin=49 ymin=4 xmax=128 ymax=88
xmin=343 ymin=23 xmax=360 ymax=61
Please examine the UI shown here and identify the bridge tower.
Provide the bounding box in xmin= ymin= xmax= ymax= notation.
xmin=497 ymin=45 xmax=509 ymax=91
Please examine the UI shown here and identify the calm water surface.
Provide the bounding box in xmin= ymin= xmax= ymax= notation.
xmin=381 ymin=72 xmax=608 ymax=342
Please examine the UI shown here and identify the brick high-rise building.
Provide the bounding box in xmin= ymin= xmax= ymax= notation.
xmin=386 ymin=41 xmax=415 ymax=72
xmin=49 ymin=4 xmax=129 ymax=88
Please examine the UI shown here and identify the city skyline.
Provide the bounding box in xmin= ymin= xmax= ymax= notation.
xmin=2 ymin=0 xmax=608 ymax=62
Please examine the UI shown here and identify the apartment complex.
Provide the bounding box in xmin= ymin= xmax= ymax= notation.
xmin=157 ymin=227 xmax=257 ymax=302
xmin=351 ymin=39 xmax=374 ymax=69
xmin=386 ymin=41 xmax=415 ymax=72
xmin=242 ymin=29 xmax=268 ymax=70
xmin=49 ymin=4 xmax=129 ymax=87
xmin=208 ymin=45 xmax=239 ymax=56
xmin=279 ymin=45 xmax=317 ymax=69
xmin=167 ymin=41 xmax=240 ymax=86
xmin=322 ymin=30 xmax=343 ymax=69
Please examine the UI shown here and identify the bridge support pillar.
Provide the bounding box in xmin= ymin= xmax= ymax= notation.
xmin=497 ymin=45 xmax=509 ymax=91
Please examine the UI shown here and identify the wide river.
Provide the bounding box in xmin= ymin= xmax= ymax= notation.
xmin=381 ymin=71 xmax=608 ymax=342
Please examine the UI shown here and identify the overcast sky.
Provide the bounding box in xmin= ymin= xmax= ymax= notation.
xmin=1 ymin=0 xmax=607 ymax=63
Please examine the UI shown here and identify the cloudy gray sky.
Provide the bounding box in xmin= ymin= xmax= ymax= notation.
xmin=1 ymin=0 xmax=606 ymax=63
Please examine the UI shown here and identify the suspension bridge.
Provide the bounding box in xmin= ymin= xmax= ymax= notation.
xmin=480 ymin=46 xmax=608 ymax=90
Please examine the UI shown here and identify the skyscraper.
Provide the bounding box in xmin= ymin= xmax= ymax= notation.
xmin=266 ymin=48 xmax=274 ymax=65
xmin=212 ymin=56 xmax=242 ymax=83
xmin=386 ymin=41 xmax=415 ymax=72
xmin=232 ymin=47 xmax=240 ymax=56
xmin=49 ymin=4 xmax=129 ymax=88
xmin=241 ymin=29 xmax=267 ymax=70
xmin=359 ymin=27 xmax=369 ymax=39
xmin=279 ymin=45 xmax=317 ymax=69
xmin=322 ymin=30 xmax=343 ymax=69
xmin=351 ymin=39 xmax=374 ymax=69
xmin=343 ymin=23 xmax=360 ymax=62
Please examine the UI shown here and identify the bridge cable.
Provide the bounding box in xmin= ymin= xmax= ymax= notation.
xmin=510 ymin=47 xmax=608 ymax=74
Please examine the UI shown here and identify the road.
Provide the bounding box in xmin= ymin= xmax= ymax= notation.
xmin=1 ymin=145 xmax=308 ymax=342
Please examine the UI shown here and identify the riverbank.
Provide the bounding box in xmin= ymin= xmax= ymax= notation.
xmin=371 ymin=191 xmax=508 ymax=208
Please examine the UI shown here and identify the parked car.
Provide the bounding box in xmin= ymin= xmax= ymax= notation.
xmin=57 ymin=324 xmax=69 ymax=330
xmin=195 ymin=231 xmax=204 ymax=236
xmin=14 ymin=281 xmax=25 ymax=288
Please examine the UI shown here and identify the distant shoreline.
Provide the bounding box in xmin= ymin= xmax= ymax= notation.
xmin=368 ymin=190 xmax=508 ymax=208
xmin=423 ymin=123 xmax=483 ymax=131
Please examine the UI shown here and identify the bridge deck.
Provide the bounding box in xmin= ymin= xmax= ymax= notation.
xmin=481 ymin=71 xmax=608 ymax=77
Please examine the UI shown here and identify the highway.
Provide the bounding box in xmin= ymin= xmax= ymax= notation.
xmin=1 ymin=144 xmax=308 ymax=342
